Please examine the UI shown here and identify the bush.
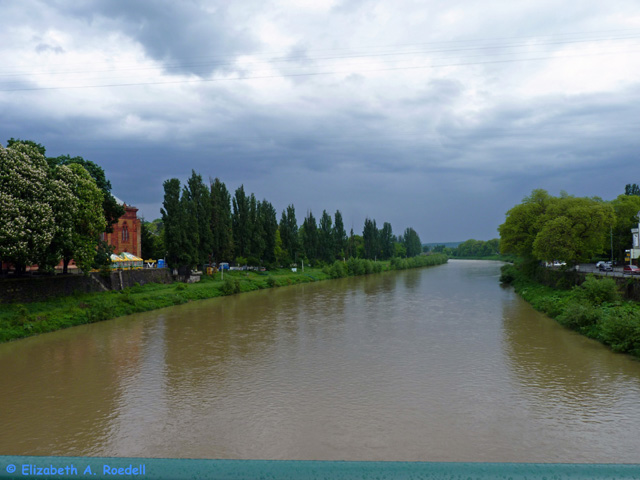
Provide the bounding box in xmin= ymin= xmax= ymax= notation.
xmin=222 ymin=278 xmax=241 ymax=295
xmin=599 ymin=310 xmax=640 ymax=354
xmin=558 ymin=300 xmax=603 ymax=330
xmin=575 ymin=275 xmax=620 ymax=305
xmin=267 ymin=276 xmax=278 ymax=287
xmin=500 ymin=264 xmax=518 ymax=284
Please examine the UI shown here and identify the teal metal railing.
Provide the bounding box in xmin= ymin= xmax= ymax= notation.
xmin=1 ymin=457 xmax=640 ymax=480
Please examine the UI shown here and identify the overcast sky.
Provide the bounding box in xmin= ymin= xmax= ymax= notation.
xmin=1 ymin=0 xmax=640 ymax=242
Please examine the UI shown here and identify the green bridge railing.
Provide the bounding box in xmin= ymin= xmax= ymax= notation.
xmin=1 ymin=457 xmax=640 ymax=480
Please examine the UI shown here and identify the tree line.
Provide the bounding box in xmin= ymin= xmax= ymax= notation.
xmin=0 ymin=140 xmax=123 ymax=274
xmin=499 ymin=188 xmax=640 ymax=265
xmin=158 ymin=171 xmax=424 ymax=269
xmin=428 ymin=238 xmax=501 ymax=258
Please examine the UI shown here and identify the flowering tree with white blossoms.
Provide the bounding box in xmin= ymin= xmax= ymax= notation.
xmin=0 ymin=144 xmax=56 ymax=273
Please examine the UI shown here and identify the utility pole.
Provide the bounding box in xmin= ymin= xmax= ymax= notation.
xmin=611 ymin=226 xmax=613 ymax=264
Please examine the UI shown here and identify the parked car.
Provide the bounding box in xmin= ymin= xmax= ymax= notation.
xmin=599 ymin=262 xmax=613 ymax=272
xmin=623 ymin=265 xmax=640 ymax=275
xmin=545 ymin=260 xmax=567 ymax=267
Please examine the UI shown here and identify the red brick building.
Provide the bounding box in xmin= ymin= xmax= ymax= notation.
xmin=103 ymin=203 xmax=141 ymax=258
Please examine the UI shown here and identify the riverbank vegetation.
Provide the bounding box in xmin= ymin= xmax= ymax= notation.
xmin=498 ymin=187 xmax=640 ymax=358
xmin=158 ymin=171 xmax=425 ymax=271
xmin=499 ymin=188 xmax=640 ymax=266
xmin=427 ymin=238 xmax=516 ymax=261
xmin=0 ymin=254 xmax=448 ymax=343
xmin=0 ymin=140 xmax=124 ymax=275
xmin=500 ymin=263 xmax=640 ymax=357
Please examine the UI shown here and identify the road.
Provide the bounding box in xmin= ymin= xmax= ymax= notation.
xmin=559 ymin=263 xmax=639 ymax=278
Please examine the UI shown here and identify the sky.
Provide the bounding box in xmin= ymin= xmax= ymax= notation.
xmin=1 ymin=0 xmax=640 ymax=243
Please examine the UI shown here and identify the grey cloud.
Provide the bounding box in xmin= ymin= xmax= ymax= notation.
xmin=35 ymin=43 xmax=65 ymax=54
xmin=60 ymin=0 xmax=259 ymax=77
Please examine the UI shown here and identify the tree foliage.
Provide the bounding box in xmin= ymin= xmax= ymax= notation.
xmin=362 ymin=218 xmax=378 ymax=259
xmin=210 ymin=178 xmax=234 ymax=262
xmin=332 ymin=210 xmax=347 ymax=260
xmin=48 ymin=154 xmax=124 ymax=233
xmin=625 ymin=184 xmax=640 ymax=196
xmin=0 ymin=142 xmax=106 ymax=274
xmin=0 ymin=144 xmax=56 ymax=272
xmin=499 ymin=189 xmax=616 ymax=264
xmin=403 ymin=227 xmax=422 ymax=257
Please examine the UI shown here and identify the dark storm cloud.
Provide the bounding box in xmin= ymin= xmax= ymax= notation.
xmin=59 ymin=0 xmax=258 ymax=77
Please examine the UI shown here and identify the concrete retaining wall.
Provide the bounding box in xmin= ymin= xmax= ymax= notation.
xmin=0 ymin=269 xmax=173 ymax=304
xmin=535 ymin=269 xmax=640 ymax=301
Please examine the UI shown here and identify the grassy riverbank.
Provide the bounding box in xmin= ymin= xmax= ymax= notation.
xmin=500 ymin=263 xmax=640 ymax=358
xmin=0 ymin=254 xmax=448 ymax=343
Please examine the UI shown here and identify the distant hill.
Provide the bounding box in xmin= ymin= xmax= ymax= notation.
xmin=423 ymin=242 xmax=462 ymax=249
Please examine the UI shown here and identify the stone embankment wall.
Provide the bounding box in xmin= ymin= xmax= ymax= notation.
xmin=0 ymin=269 xmax=173 ymax=304
xmin=536 ymin=269 xmax=640 ymax=301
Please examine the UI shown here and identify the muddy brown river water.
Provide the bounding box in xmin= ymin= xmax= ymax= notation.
xmin=1 ymin=260 xmax=639 ymax=462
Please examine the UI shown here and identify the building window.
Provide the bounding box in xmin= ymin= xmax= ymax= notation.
xmin=122 ymin=225 xmax=129 ymax=242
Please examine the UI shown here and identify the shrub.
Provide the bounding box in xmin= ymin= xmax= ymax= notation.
xmin=267 ymin=276 xmax=277 ymax=287
xmin=500 ymin=265 xmax=518 ymax=284
xmin=575 ymin=275 xmax=620 ymax=305
xmin=558 ymin=300 xmax=603 ymax=330
xmin=222 ymin=278 xmax=241 ymax=295
xmin=599 ymin=310 xmax=640 ymax=354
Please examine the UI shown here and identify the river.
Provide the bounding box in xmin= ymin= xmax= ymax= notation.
xmin=1 ymin=260 xmax=639 ymax=462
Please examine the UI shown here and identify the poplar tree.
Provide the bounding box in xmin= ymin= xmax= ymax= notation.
xmin=210 ymin=178 xmax=234 ymax=263
xmin=259 ymin=200 xmax=278 ymax=263
xmin=279 ymin=205 xmax=299 ymax=264
xmin=232 ymin=185 xmax=251 ymax=259
xmin=318 ymin=210 xmax=334 ymax=263
xmin=403 ymin=227 xmax=422 ymax=257
xmin=332 ymin=210 xmax=347 ymax=260
xmin=301 ymin=211 xmax=318 ymax=261
xmin=380 ymin=222 xmax=394 ymax=260
xmin=161 ymin=178 xmax=186 ymax=268
xmin=186 ymin=170 xmax=213 ymax=266
xmin=363 ymin=218 xmax=379 ymax=259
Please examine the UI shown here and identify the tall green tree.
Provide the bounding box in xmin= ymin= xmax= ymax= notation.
xmin=318 ymin=210 xmax=334 ymax=263
xmin=161 ymin=178 xmax=187 ymax=269
xmin=180 ymin=182 xmax=199 ymax=268
xmin=247 ymin=194 xmax=264 ymax=263
xmin=232 ymin=185 xmax=251 ymax=260
xmin=6 ymin=137 xmax=46 ymax=156
xmin=625 ymin=184 xmax=640 ymax=196
xmin=279 ymin=204 xmax=299 ymax=264
xmin=301 ymin=211 xmax=319 ymax=261
xmin=56 ymin=163 xmax=106 ymax=274
xmin=185 ymin=170 xmax=213 ymax=265
xmin=363 ymin=218 xmax=379 ymax=259
xmin=332 ymin=210 xmax=347 ymax=260
xmin=380 ymin=222 xmax=394 ymax=260
xmin=210 ymin=178 xmax=234 ymax=263
xmin=259 ymin=200 xmax=278 ymax=263
xmin=500 ymin=189 xmax=616 ymax=265
xmin=498 ymin=189 xmax=552 ymax=259
xmin=48 ymin=154 xmax=124 ymax=233
xmin=403 ymin=227 xmax=422 ymax=257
